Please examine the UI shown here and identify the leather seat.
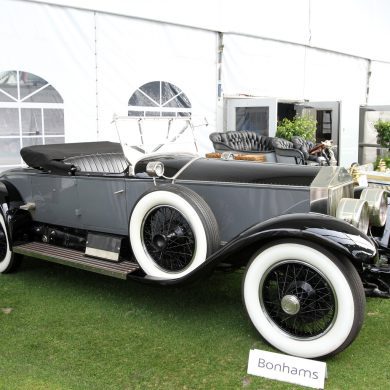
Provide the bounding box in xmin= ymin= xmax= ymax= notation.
xmin=272 ymin=138 xmax=306 ymax=165
xmin=209 ymin=131 xmax=276 ymax=162
xmin=64 ymin=152 xmax=129 ymax=174
xmin=272 ymin=137 xmax=328 ymax=165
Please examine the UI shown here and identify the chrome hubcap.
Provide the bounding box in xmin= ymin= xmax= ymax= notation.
xmin=281 ymin=294 xmax=300 ymax=315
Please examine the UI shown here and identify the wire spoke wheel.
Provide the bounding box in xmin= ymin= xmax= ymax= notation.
xmin=261 ymin=261 xmax=336 ymax=339
xmin=142 ymin=206 xmax=196 ymax=272
xmin=243 ymin=240 xmax=366 ymax=358
xmin=130 ymin=185 xmax=219 ymax=279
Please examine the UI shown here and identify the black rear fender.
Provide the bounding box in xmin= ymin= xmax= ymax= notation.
xmin=0 ymin=180 xmax=24 ymax=212
xmin=0 ymin=180 xmax=31 ymax=246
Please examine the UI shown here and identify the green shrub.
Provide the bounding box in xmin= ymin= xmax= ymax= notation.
xmin=276 ymin=115 xmax=316 ymax=142
xmin=374 ymin=119 xmax=390 ymax=148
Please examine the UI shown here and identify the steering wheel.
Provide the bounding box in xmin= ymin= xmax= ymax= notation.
xmin=309 ymin=143 xmax=325 ymax=155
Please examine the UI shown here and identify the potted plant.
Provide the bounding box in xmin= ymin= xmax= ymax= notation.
xmin=374 ymin=119 xmax=390 ymax=149
xmin=276 ymin=115 xmax=316 ymax=142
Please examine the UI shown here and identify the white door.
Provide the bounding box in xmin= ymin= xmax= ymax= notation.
xmin=226 ymin=98 xmax=278 ymax=136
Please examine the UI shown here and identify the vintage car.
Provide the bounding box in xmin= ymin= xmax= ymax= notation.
xmin=0 ymin=119 xmax=389 ymax=360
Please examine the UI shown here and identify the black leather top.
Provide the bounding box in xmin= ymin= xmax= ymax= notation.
xmin=20 ymin=142 xmax=128 ymax=174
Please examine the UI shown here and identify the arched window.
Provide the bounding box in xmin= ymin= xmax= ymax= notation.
xmin=0 ymin=70 xmax=65 ymax=169
xmin=128 ymin=81 xmax=191 ymax=117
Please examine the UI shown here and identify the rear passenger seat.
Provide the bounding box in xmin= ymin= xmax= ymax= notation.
xmin=64 ymin=152 xmax=129 ymax=174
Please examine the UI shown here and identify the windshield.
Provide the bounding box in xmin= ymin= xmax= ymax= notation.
xmin=112 ymin=116 xmax=204 ymax=166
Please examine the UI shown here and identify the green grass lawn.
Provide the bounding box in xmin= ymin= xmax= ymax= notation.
xmin=0 ymin=258 xmax=389 ymax=390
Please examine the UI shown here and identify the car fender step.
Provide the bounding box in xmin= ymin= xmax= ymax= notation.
xmin=12 ymin=242 xmax=139 ymax=280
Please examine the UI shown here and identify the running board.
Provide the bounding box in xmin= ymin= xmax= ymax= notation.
xmin=12 ymin=242 xmax=139 ymax=280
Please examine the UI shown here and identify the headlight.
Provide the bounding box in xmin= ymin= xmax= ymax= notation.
xmin=146 ymin=161 xmax=165 ymax=177
xmin=336 ymin=198 xmax=369 ymax=234
xmin=360 ymin=188 xmax=387 ymax=227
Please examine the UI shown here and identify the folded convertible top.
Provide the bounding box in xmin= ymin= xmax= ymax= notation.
xmin=21 ymin=142 xmax=124 ymax=173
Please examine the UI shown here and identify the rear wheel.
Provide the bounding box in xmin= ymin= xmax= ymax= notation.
xmin=129 ymin=185 xmax=219 ymax=279
xmin=243 ymin=239 xmax=365 ymax=358
xmin=0 ymin=212 xmax=22 ymax=273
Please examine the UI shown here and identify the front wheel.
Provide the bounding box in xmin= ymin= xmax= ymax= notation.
xmin=129 ymin=185 xmax=220 ymax=279
xmin=243 ymin=239 xmax=365 ymax=359
xmin=0 ymin=212 xmax=22 ymax=273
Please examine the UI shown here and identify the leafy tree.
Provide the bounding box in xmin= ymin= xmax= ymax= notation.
xmin=276 ymin=115 xmax=317 ymax=142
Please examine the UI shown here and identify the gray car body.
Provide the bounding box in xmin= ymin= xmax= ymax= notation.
xmin=2 ymin=167 xmax=310 ymax=242
xmin=0 ymin=154 xmax=379 ymax=283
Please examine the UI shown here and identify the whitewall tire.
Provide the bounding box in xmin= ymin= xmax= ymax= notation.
xmin=243 ymin=239 xmax=365 ymax=358
xmin=129 ymin=185 xmax=219 ymax=279
xmin=0 ymin=212 xmax=22 ymax=273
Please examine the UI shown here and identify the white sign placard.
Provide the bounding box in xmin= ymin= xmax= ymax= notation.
xmin=247 ymin=349 xmax=327 ymax=389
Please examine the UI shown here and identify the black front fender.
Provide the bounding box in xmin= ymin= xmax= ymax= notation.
xmin=144 ymin=213 xmax=377 ymax=286
xmin=220 ymin=213 xmax=377 ymax=265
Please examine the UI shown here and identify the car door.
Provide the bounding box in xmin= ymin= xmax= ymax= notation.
xmin=31 ymin=175 xmax=81 ymax=228
xmin=76 ymin=176 xmax=128 ymax=235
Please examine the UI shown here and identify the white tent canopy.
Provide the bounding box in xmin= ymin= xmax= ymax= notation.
xmin=0 ymin=0 xmax=389 ymax=169
xmin=28 ymin=0 xmax=390 ymax=62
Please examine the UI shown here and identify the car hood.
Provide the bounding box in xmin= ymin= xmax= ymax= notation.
xmin=135 ymin=154 xmax=322 ymax=186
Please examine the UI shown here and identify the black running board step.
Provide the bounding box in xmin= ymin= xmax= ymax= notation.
xmin=13 ymin=242 xmax=139 ymax=280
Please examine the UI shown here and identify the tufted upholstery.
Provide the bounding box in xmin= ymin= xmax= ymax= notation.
xmin=209 ymin=131 xmax=276 ymax=161
xmin=64 ymin=152 xmax=129 ymax=174
xmin=272 ymin=138 xmax=294 ymax=150
xmin=271 ymin=137 xmax=306 ymax=165
xmin=272 ymin=137 xmax=328 ymax=165
xmin=291 ymin=136 xmax=316 ymax=160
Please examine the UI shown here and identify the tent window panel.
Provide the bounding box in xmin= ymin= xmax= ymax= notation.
xmin=0 ymin=91 xmax=15 ymax=102
xmin=45 ymin=136 xmax=65 ymax=145
xmin=0 ymin=108 xmax=19 ymax=136
xmin=44 ymin=109 xmax=64 ymax=135
xmin=23 ymin=85 xmax=63 ymax=103
xmin=19 ymin=77 xmax=48 ymax=100
xmin=0 ymin=71 xmax=18 ymax=99
xmin=145 ymin=111 xmax=160 ymax=117
xmin=128 ymin=81 xmax=191 ymax=118
xmin=0 ymin=70 xmax=65 ymax=171
xmin=128 ymin=89 xmax=157 ymax=107
xmin=161 ymin=82 xmax=182 ymax=105
xmin=21 ymin=108 xmax=42 ymax=136
xmin=22 ymin=137 xmax=43 ymax=148
xmin=128 ymin=110 xmax=143 ymax=117
xmin=164 ymin=93 xmax=191 ymax=108
xmin=139 ymin=82 xmax=160 ymax=104
xmin=162 ymin=112 xmax=177 ymax=117
xmin=0 ymin=138 xmax=21 ymax=165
